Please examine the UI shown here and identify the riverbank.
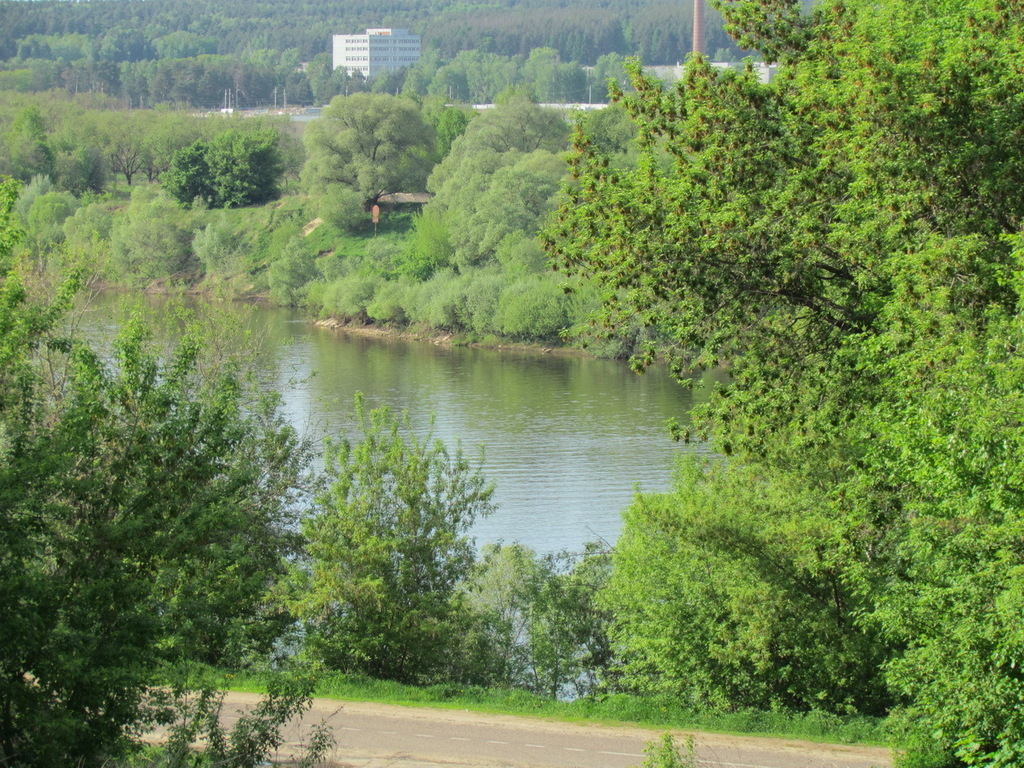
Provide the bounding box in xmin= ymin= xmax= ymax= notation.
xmin=313 ymin=315 xmax=589 ymax=357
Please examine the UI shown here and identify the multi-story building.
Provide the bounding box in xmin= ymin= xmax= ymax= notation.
xmin=332 ymin=29 xmax=421 ymax=78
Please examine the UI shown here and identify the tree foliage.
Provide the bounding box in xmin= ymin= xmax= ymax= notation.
xmin=0 ymin=176 xmax=308 ymax=765
xmin=303 ymin=93 xmax=435 ymax=211
xmin=603 ymin=459 xmax=889 ymax=714
xmin=110 ymin=186 xmax=195 ymax=282
xmin=463 ymin=543 xmax=611 ymax=697
xmin=548 ymin=0 xmax=1024 ymax=762
xmin=163 ymin=128 xmax=283 ymax=208
xmin=294 ymin=395 xmax=496 ymax=684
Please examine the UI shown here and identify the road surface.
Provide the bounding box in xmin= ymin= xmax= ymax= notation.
xmin=212 ymin=692 xmax=893 ymax=768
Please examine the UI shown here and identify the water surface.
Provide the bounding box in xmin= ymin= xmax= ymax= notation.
xmin=81 ymin=294 xmax=718 ymax=553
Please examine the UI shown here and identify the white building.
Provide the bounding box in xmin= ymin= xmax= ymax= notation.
xmin=332 ymin=29 xmax=421 ymax=78
xmin=647 ymin=61 xmax=779 ymax=84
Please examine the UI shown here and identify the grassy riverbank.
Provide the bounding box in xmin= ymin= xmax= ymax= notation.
xmin=218 ymin=670 xmax=888 ymax=747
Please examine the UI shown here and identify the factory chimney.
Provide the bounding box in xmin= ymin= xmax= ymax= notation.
xmin=692 ymin=0 xmax=706 ymax=56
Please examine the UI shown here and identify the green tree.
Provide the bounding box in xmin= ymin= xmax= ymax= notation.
xmin=431 ymin=105 xmax=472 ymax=158
xmin=398 ymin=205 xmax=455 ymax=280
xmin=574 ymin=103 xmax=637 ymax=162
xmin=589 ymin=53 xmax=631 ymax=102
xmin=522 ymin=48 xmax=586 ymax=103
xmin=110 ymin=187 xmax=195 ymax=282
xmin=163 ymin=127 xmax=283 ymax=208
xmin=464 ymin=543 xmax=612 ymax=697
xmin=426 ymin=51 xmax=521 ymax=104
xmin=294 ymin=395 xmax=496 ymax=684
xmin=62 ymin=200 xmax=113 ymax=277
xmin=423 ymin=100 xmax=569 ymax=277
xmin=302 ymin=92 xmax=436 ymax=211
xmin=602 ymin=458 xmax=889 ymax=714
xmin=449 ymin=150 xmax=566 ymax=270
xmin=0 ymin=176 xmax=309 ymax=765
xmin=12 ymin=173 xmax=53 ymax=226
xmin=432 ymin=97 xmax=568 ymax=174
xmin=493 ymin=274 xmax=571 ymax=342
xmin=25 ymin=189 xmax=76 ymax=255
xmin=140 ymin=110 xmax=204 ymax=183
xmin=154 ymin=30 xmax=218 ymax=59
xmin=6 ymin=106 xmax=53 ymax=182
xmin=161 ymin=140 xmax=210 ymax=206
xmin=102 ymin=109 xmax=148 ymax=185
xmin=268 ymin=236 xmax=318 ymax=306
xmin=193 ymin=213 xmax=243 ymax=274
xmin=547 ymin=0 xmax=1024 ymax=762
xmin=204 ymin=127 xmax=283 ymax=207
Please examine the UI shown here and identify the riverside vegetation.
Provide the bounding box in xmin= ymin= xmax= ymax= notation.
xmin=0 ymin=89 xmax=640 ymax=353
xmin=1 ymin=0 xmax=1023 ymax=767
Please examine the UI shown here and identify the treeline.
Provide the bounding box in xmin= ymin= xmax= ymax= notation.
xmin=0 ymin=46 xmax=637 ymax=109
xmin=0 ymin=89 xmax=644 ymax=350
xmin=0 ymin=0 xmax=743 ymax=66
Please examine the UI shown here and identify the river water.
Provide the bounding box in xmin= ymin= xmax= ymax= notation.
xmin=81 ymin=293 xmax=718 ymax=554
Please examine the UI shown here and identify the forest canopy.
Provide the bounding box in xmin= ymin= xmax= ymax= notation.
xmin=0 ymin=0 xmax=742 ymax=66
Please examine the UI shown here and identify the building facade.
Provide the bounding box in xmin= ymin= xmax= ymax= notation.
xmin=332 ymin=29 xmax=421 ymax=78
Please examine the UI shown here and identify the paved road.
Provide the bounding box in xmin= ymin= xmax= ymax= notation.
xmin=215 ymin=693 xmax=892 ymax=768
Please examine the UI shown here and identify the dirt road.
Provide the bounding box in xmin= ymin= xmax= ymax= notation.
xmin=214 ymin=692 xmax=893 ymax=768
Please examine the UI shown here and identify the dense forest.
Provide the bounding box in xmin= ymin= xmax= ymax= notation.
xmin=0 ymin=0 xmax=754 ymax=109
xmin=0 ymin=0 xmax=743 ymax=66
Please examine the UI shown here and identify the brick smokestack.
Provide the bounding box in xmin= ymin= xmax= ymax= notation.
xmin=692 ymin=0 xmax=706 ymax=56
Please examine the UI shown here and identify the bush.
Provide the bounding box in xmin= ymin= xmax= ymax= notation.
xmin=409 ymin=270 xmax=468 ymax=332
xmin=294 ymin=395 xmax=496 ymax=684
xmin=61 ymin=200 xmax=113 ymax=275
xmin=147 ymin=667 xmax=334 ymax=768
xmin=163 ymin=129 xmax=283 ymax=209
xmin=494 ymin=275 xmax=568 ymax=341
xmin=366 ymin=278 xmax=412 ymax=325
xmin=640 ymin=734 xmax=697 ymax=768
xmin=317 ymin=185 xmax=366 ymax=234
xmin=460 ymin=270 xmax=505 ymax=335
xmin=109 ymin=187 xmax=195 ymax=282
xmin=399 ymin=206 xmax=454 ymax=280
xmin=318 ymin=273 xmax=380 ymax=319
xmin=193 ymin=214 xmax=244 ymax=274
xmin=26 ymin=189 xmax=77 ymax=251
xmin=268 ymin=237 xmax=318 ymax=306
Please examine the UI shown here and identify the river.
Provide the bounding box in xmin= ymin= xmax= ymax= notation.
xmin=80 ymin=293 xmax=718 ymax=554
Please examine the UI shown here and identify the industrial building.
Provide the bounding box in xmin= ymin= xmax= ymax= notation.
xmin=332 ymin=29 xmax=422 ymax=78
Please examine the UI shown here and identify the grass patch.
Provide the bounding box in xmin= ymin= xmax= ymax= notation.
xmin=219 ymin=670 xmax=888 ymax=747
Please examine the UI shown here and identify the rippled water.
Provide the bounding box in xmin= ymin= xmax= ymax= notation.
xmin=81 ymin=294 xmax=718 ymax=553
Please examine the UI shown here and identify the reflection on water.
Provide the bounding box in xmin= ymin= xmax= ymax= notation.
xmin=79 ymin=294 xmax=719 ymax=553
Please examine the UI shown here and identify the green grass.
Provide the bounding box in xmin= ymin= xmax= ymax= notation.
xmin=219 ymin=670 xmax=888 ymax=747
